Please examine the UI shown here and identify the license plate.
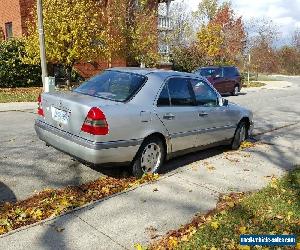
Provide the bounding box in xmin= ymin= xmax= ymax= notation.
xmin=51 ymin=107 xmax=69 ymax=125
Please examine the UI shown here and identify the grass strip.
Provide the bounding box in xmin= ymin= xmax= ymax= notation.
xmin=0 ymin=87 xmax=42 ymax=103
xmin=148 ymin=168 xmax=300 ymax=250
xmin=243 ymin=82 xmax=266 ymax=88
xmin=0 ymin=174 xmax=159 ymax=235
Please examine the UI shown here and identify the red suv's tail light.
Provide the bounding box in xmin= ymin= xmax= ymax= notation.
xmin=81 ymin=107 xmax=109 ymax=135
xmin=37 ymin=94 xmax=44 ymax=117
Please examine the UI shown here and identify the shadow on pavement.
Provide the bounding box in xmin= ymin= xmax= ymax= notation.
xmin=0 ymin=181 xmax=16 ymax=203
xmin=88 ymin=145 xmax=229 ymax=178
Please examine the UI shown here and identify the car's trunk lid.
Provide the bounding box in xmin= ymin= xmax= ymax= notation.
xmin=40 ymin=91 xmax=119 ymax=140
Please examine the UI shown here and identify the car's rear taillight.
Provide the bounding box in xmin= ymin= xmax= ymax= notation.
xmin=37 ymin=94 xmax=44 ymax=117
xmin=81 ymin=107 xmax=109 ymax=135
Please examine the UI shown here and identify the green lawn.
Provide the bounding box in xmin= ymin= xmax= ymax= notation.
xmin=243 ymin=81 xmax=266 ymax=88
xmin=241 ymin=73 xmax=280 ymax=82
xmin=0 ymin=87 xmax=42 ymax=103
xmin=150 ymin=168 xmax=300 ymax=250
xmin=256 ymin=74 xmax=280 ymax=81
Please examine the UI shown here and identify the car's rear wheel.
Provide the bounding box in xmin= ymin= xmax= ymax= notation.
xmin=132 ymin=137 xmax=165 ymax=178
xmin=231 ymin=121 xmax=247 ymax=150
xmin=232 ymin=85 xmax=239 ymax=96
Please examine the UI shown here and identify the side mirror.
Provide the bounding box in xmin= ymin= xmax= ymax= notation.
xmin=223 ymin=99 xmax=229 ymax=106
xmin=219 ymin=98 xmax=229 ymax=106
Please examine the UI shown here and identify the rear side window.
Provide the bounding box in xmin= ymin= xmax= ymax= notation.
xmin=157 ymin=78 xmax=195 ymax=107
xmin=74 ymin=70 xmax=146 ymax=102
xmin=157 ymin=84 xmax=170 ymax=106
xmin=223 ymin=67 xmax=239 ymax=77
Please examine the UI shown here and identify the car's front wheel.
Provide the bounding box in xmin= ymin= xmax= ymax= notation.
xmin=232 ymin=85 xmax=240 ymax=96
xmin=231 ymin=121 xmax=248 ymax=150
xmin=132 ymin=137 xmax=165 ymax=178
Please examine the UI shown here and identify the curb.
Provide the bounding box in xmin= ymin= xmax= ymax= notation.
xmin=0 ymin=102 xmax=36 ymax=112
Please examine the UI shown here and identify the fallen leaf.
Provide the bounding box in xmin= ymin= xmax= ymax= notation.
xmin=55 ymin=227 xmax=65 ymax=232
xmin=101 ymin=187 xmax=110 ymax=195
xmin=238 ymin=246 xmax=250 ymax=250
xmin=167 ymin=236 xmax=178 ymax=248
xmin=240 ymin=141 xmax=255 ymax=150
xmin=228 ymin=202 xmax=235 ymax=208
xmin=206 ymin=165 xmax=216 ymax=171
xmin=210 ymin=221 xmax=219 ymax=230
xmin=287 ymin=211 xmax=293 ymax=221
xmin=134 ymin=243 xmax=145 ymax=250
xmin=32 ymin=209 xmax=43 ymax=220
xmin=239 ymin=226 xmax=247 ymax=234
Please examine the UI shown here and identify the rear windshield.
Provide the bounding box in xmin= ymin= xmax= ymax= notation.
xmin=74 ymin=70 xmax=147 ymax=102
xmin=199 ymin=68 xmax=221 ymax=77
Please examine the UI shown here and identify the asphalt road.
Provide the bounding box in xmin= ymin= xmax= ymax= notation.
xmin=0 ymin=76 xmax=299 ymax=202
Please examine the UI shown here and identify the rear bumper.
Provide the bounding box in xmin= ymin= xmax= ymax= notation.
xmin=35 ymin=120 xmax=141 ymax=165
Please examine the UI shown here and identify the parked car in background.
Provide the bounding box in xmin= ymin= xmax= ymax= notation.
xmin=35 ymin=68 xmax=253 ymax=177
xmin=193 ymin=66 xmax=242 ymax=96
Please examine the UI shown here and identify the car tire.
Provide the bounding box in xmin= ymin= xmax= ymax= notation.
xmin=132 ymin=136 xmax=165 ymax=178
xmin=232 ymin=85 xmax=240 ymax=96
xmin=231 ymin=121 xmax=248 ymax=150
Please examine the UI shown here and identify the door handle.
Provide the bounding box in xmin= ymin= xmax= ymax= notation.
xmin=163 ymin=113 xmax=175 ymax=120
xmin=198 ymin=112 xmax=208 ymax=117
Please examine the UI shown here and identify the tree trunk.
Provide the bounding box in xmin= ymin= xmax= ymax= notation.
xmin=108 ymin=56 xmax=112 ymax=68
xmin=65 ymin=65 xmax=72 ymax=88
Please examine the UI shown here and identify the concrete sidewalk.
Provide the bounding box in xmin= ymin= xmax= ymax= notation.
xmin=243 ymin=80 xmax=295 ymax=93
xmin=0 ymin=123 xmax=299 ymax=250
xmin=0 ymin=102 xmax=36 ymax=112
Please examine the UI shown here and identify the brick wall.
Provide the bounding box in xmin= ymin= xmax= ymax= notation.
xmin=0 ymin=0 xmax=22 ymax=39
xmin=19 ymin=0 xmax=35 ymax=36
xmin=75 ymin=58 xmax=127 ymax=78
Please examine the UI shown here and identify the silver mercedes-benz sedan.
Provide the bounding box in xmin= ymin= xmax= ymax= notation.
xmin=35 ymin=68 xmax=254 ymax=177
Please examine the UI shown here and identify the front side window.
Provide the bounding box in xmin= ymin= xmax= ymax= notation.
xmin=224 ymin=67 xmax=239 ymax=77
xmin=168 ymin=78 xmax=195 ymax=106
xmin=157 ymin=77 xmax=195 ymax=107
xmin=190 ymin=79 xmax=218 ymax=107
xmin=74 ymin=70 xmax=146 ymax=102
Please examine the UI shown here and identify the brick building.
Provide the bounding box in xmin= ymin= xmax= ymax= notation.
xmin=0 ymin=0 xmax=173 ymax=77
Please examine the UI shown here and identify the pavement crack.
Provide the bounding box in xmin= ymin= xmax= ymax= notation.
xmin=253 ymin=122 xmax=300 ymax=137
xmin=75 ymin=214 xmax=128 ymax=250
xmin=175 ymin=175 xmax=221 ymax=195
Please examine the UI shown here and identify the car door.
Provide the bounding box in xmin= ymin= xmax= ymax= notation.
xmin=190 ymin=78 xmax=237 ymax=146
xmin=209 ymin=68 xmax=227 ymax=94
xmin=155 ymin=77 xmax=199 ymax=153
xmin=223 ymin=67 xmax=237 ymax=93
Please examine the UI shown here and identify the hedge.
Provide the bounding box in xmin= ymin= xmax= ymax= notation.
xmin=0 ymin=39 xmax=41 ymax=88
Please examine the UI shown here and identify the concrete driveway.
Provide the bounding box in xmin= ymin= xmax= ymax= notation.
xmin=0 ymin=76 xmax=299 ymax=203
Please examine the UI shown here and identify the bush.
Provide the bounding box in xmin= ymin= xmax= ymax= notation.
xmin=0 ymin=39 xmax=41 ymax=88
xmin=172 ymin=45 xmax=205 ymax=73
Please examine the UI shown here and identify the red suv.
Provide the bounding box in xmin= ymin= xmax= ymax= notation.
xmin=194 ymin=66 xmax=242 ymax=96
